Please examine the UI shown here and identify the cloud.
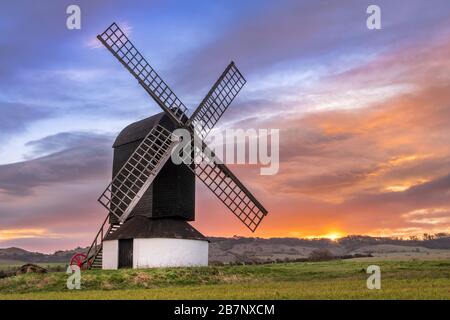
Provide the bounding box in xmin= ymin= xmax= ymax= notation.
xmin=195 ymin=18 xmax=450 ymax=239
xmin=0 ymin=132 xmax=113 ymax=196
xmin=0 ymin=228 xmax=59 ymax=240
xmin=1 ymin=0 xmax=450 ymax=252
xmin=403 ymin=207 xmax=450 ymax=226
xmin=0 ymin=102 xmax=53 ymax=138
xmin=0 ymin=131 xmax=114 ymax=252
xmin=175 ymin=0 xmax=450 ymax=91
xmin=24 ymin=131 xmax=111 ymax=157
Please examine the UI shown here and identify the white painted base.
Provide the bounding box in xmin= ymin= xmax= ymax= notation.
xmin=102 ymin=238 xmax=209 ymax=269
xmin=102 ymin=240 xmax=118 ymax=270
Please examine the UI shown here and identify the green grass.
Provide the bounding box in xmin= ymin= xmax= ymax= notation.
xmin=0 ymin=259 xmax=449 ymax=299
xmin=0 ymin=261 xmax=66 ymax=271
xmin=0 ymin=260 xmax=26 ymax=269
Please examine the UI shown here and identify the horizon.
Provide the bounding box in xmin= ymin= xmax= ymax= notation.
xmin=3 ymin=232 xmax=449 ymax=255
xmin=0 ymin=233 xmax=450 ymax=255
xmin=1 ymin=0 xmax=449 ymax=253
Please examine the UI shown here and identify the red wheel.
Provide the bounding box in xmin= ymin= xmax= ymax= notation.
xmin=70 ymin=253 xmax=89 ymax=270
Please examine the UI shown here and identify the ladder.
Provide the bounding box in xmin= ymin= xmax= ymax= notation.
xmin=83 ymin=214 xmax=121 ymax=269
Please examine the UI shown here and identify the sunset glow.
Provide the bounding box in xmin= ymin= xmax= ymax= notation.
xmin=306 ymin=232 xmax=343 ymax=241
xmin=0 ymin=1 xmax=449 ymax=253
xmin=0 ymin=228 xmax=50 ymax=241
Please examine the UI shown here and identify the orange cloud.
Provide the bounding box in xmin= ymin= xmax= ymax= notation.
xmin=193 ymin=33 xmax=450 ymax=239
xmin=0 ymin=228 xmax=53 ymax=240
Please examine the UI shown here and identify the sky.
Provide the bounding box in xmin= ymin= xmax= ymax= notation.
xmin=0 ymin=0 xmax=449 ymax=252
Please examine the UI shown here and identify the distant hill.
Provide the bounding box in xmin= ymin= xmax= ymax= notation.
xmin=0 ymin=246 xmax=88 ymax=264
xmin=1 ymin=235 xmax=449 ymax=265
xmin=209 ymin=235 xmax=450 ymax=264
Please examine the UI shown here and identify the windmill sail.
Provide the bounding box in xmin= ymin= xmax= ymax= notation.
xmin=189 ymin=142 xmax=268 ymax=232
xmin=97 ymin=22 xmax=267 ymax=231
xmin=97 ymin=23 xmax=188 ymax=125
xmin=189 ymin=62 xmax=246 ymax=139
xmin=98 ymin=125 xmax=176 ymax=223
xmin=85 ymin=22 xmax=269 ymax=270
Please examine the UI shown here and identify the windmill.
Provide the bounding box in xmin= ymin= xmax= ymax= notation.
xmin=72 ymin=23 xmax=268 ymax=269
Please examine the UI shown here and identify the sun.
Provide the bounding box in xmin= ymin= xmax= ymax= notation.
xmin=323 ymin=232 xmax=342 ymax=241
xmin=304 ymin=231 xmax=343 ymax=241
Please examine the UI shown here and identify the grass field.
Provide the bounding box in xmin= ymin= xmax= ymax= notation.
xmin=0 ymin=260 xmax=65 ymax=271
xmin=0 ymin=259 xmax=449 ymax=299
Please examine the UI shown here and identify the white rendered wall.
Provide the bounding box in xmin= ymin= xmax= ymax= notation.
xmin=102 ymin=240 xmax=118 ymax=270
xmin=133 ymin=238 xmax=208 ymax=268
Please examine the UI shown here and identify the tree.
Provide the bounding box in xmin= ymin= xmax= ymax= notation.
xmin=309 ymin=249 xmax=334 ymax=261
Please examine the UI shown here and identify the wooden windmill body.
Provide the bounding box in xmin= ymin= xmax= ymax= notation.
xmin=79 ymin=23 xmax=268 ymax=270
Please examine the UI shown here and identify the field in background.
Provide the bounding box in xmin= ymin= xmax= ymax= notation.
xmin=0 ymin=260 xmax=66 ymax=271
xmin=0 ymin=259 xmax=449 ymax=299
